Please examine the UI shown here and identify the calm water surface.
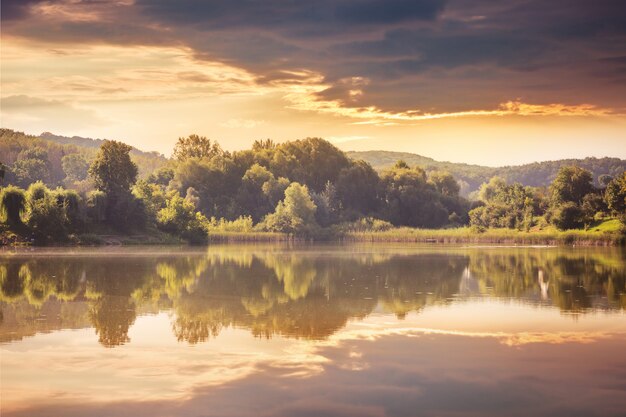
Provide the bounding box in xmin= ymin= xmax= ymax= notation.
xmin=1 ymin=244 xmax=626 ymax=417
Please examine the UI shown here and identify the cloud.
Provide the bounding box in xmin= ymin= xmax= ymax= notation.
xmin=1 ymin=0 xmax=625 ymax=121
xmin=0 ymin=95 xmax=106 ymax=130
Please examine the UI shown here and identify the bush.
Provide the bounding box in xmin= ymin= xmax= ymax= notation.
xmin=260 ymin=183 xmax=318 ymax=235
xmin=551 ymin=202 xmax=584 ymax=230
xmin=0 ymin=186 xmax=26 ymax=226
xmin=157 ymin=193 xmax=207 ymax=244
xmin=206 ymin=216 xmax=254 ymax=232
xmin=26 ymin=191 xmax=67 ymax=242
xmin=338 ymin=217 xmax=394 ymax=233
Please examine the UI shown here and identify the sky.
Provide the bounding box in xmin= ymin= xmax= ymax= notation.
xmin=1 ymin=0 xmax=625 ymax=166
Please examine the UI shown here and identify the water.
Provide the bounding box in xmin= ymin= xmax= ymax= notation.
xmin=1 ymin=244 xmax=625 ymax=417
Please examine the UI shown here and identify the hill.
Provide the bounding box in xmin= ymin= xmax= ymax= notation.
xmin=0 ymin=129 xmax=168 ymax=187
xmin=347 ymin=150 xmax=626 ymax=196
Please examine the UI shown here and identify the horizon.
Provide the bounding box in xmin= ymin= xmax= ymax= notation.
xmin=8 ymin=127 xmax=624 ymax=169
xmin=1 ymin=1 xmax=625 ymax=166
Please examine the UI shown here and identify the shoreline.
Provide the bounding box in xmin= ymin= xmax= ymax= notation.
xmin=1 ymin=227 xmax=623 ymax=247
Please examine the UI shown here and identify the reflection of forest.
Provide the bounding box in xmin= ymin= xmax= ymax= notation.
xmin=1 ymin=246 xmax=625 ymax=347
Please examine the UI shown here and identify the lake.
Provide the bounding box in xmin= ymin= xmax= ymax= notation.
xmin=1 ymin=244 xmax=625 ymax=417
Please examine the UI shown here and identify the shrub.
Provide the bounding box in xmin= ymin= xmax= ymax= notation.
xmin=551 ymin=202 xmax=584 ymax=230
xmin=0 ymin=186 xmax=26 ymax=226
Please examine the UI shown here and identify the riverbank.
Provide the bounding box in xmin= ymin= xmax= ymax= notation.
xmin=2 ymin=223 xmax=624 ymax=247
xmin=341 ymin=227 xmax=624 ymax=246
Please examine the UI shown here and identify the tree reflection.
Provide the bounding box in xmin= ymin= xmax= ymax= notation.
xmin=0 ymin=246 xmax=625 ymax=346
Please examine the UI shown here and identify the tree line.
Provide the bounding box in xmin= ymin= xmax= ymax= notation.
xmin=1 ymin=133 xmax=625 ymax=244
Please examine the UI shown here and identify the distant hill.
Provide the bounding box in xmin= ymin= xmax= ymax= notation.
xmin=0 ymin=129 xmax=168 ymax=184
xmin=39 ymin=131 xmax=168 ymax=178
xmin=40 ymin=132 xmax=167 ymax=166
xmin=347 ymin=150 xmax=626 ymax=196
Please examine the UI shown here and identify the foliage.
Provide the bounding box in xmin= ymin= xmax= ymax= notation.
xmin=1 ymin=186 xmax=26 ymax=225
xmin=86 ymin=190 xmax=107 ymax=225
xmin=206 ymin=216 xmax=254 ymax=233
xmin=429 ymin=171 xmax=460 ymax=197
xmin=25 ymin=184 xmax=67 ymax=241
xmin=89 ymin=140 xmax=138 ymax=195
xmin=173 ymin=134 xmax=223 ymax=161
xmin=469 ymin=177 xmax=534 ymax=230
xmin=1 ymin=129 xmax=166 ymax=188
xmin=157 ymin=192 xmax=208 ymax=244
xmin=550 ymin=166 xmax=594 ymax=205
xmin=335 ymin=160 xmax=381 ymax=217
xmin=1 ymin=129 xmax=623 ymax=245
xmin=347 ymin=150 xmax=626 ymax=196
xmin=62 ymin=153 xmax=90 ymax=182
xmin=604 ymin=172 xmax=626 ymax=224
xmin=548 ymin=202 xmax=586 ymax=230
xmin=262 ymin=183 xmax=317 ymax=235
xmin=379 ymin=164 xmax=449 ymax=228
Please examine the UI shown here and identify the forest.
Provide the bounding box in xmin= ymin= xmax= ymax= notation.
xmin=0 ymin=128 xmax=625 ymax=245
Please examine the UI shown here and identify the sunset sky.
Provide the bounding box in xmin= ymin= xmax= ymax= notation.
xmin=1 ymin=0 xmax=625 ymax=165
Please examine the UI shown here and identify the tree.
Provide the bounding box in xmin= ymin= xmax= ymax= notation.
xmin=550 ymin=166 xmax=594 ymax=205
xmin=336 ymin=160 xmax=381 ymax=217
xmin=88 ymin=141 xmax=142 ymax=230
xmin=470 ymin=177 xmax=535 ymax=229
xmin=12 ymin=147 xmax=52 ymax=186
xmin=269 ymin=138 xmax=351 ymax=192
xmin=62 ymin=154 xmax=89 ymax=182
xmin=429 ymin=171 xmax=460 ymax=197
xmin=25 ymin=183 xmax=67 ymax=241
xmin=89 ymin=140 xmax=138 ymax=195
xmin=236 ymin=164 xmax=275 ymax=222
xmin=262 ymin=183 xmax=317 ymax=234
xmin=604 ymin=172 xmax=626 ymax=224
xmin=379 ymin=165 xmax=448 ymax=228
xmin=173 ymin=134 xmax=223 ymax=161
xmin=0 ymin=186 xmax=26 ymax=226
xmin=157 ymin=192 xmax=208 ymax=244
xmin=551 ymin=202 xmax=585 ymax=230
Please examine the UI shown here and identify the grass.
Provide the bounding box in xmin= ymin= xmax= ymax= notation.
xmin=207 ymin=231 xmax=301 ymax=242
xmin=342 ymin=223 xmax=624 ymax=246
xmin=2 ymin=218 xmax=624 ymax=247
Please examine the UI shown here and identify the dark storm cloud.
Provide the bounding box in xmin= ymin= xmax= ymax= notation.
xmin=0 ymin=0 xmax=45 ymax=20
xmin=135 ymin=0 xmax=446 ymax=30
xmin=2 ymin=0 xmax=626 ymax=113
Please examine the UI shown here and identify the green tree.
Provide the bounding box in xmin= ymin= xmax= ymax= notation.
xmin=604 ymin=172 xmax=626 ymax=224
xmin=335 ymin=160 xmax=381 ymax=217
xmin=0 ymin=186 xmax=26 ymax=226
xmin=86 ymin=190 xmax=107 ymax=225
xmin=429 ymin=171 xmax=460 ymax=197
xmin=262 ymin=183 xmax=317 ymax=234
xmin=269 ymin=138 xmax=351 ymax=192
xmin=550 ymin=166 xmax=594 ymax=205
xmin=236 ymin=164 xmax=276 ymax=222
xmin=61 ymin=154 xmax=89 ymax=182
xmin=12 ymin=147 xmax=52 ymax=186
xmin=157 ymin=192 xmax=208 ymax=244
xmin=88 ymin=141 xmax=143 ymax=230
xmin=173 ymin=134 xmax=223 ymax=161
xmin=469 ymin=177 xmax=535 ymax=230
xmin=88 ymin=140 xmax=138 ymax=195
xmin=379 ymin=164 xmax=448 ymax=228
xmin=25 ymin=183 xmax=67 ymax=242
xmin=551 ymin=202 xmax=585 ymax=230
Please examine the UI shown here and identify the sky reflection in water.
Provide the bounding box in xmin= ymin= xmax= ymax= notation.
xmin=1 ymin=244 xmax=626 ymax=417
